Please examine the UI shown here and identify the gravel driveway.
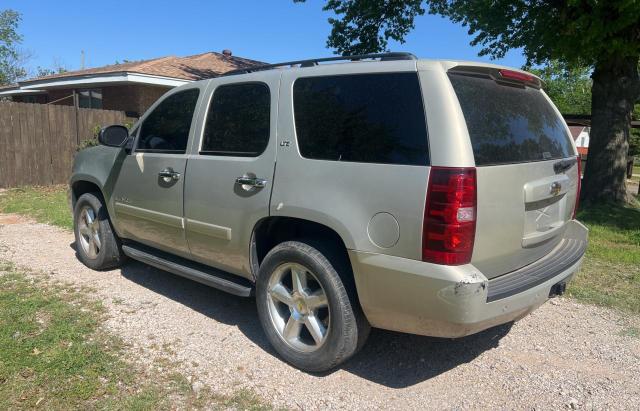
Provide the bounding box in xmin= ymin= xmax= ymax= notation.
xmin=1 ymin=215 xmax=639 ymax=410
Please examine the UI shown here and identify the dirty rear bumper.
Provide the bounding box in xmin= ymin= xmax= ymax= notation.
xmin=349 ymin=220 xmax=588 ymax=338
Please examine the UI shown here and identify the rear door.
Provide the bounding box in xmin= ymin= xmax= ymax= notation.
xmin=447 ymin=67 xmax=580 ymax=278
xmin=183 ymin=73 xmax=279 ymax=279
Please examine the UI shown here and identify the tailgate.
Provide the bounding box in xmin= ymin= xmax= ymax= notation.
xmin=448 ymin=67 xmax=579 ymax=278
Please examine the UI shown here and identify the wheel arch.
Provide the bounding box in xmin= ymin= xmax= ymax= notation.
xmin=70 ymin=176 xmax=104 ymax=209
xmin=251 ymin=216 xmax=354 ymax=283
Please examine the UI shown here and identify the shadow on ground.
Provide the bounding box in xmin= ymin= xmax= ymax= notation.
xmin=74 ymin=248 xmax=511 ymax=389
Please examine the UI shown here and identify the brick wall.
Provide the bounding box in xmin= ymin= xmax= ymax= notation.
xmin=35 ymin=84 xmax=170 ymax=116
xmin=102 ymin=84 xmax=170 ymax=117
xmin=47 ymin=89 xmax=74 ymax=105
xmin=10 ymin=94 xmax=48 ymax=104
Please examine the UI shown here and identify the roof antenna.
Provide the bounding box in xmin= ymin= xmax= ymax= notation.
xmin=81 ymin=50 xmax=85 ymax=69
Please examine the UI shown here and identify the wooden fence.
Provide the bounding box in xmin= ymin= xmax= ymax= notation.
xmin=0 ymin=102 xmax=136 ymax=187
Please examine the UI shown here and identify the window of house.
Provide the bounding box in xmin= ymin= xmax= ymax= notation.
xmin=21 ymin=95 xmax=41 ymax=104
xmin=136 ymin=89 xmax=200 ymax=153
xmin=293 ymin=73 xmax=429 ymax=166
xmin=201 ymin=83 xmax=270 ymax=156
xmin=77 ymin=88 xmax=103 ymax=109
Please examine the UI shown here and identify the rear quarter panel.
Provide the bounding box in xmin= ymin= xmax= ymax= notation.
xmin=271 ymin=62 xmax=433 ymax=259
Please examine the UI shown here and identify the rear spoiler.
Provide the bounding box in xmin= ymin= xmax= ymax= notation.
xmin=448 ymin=65 xmax=543 ymax=89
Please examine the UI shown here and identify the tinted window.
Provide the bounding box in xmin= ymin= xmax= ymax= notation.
xmin=293 ymin=73 xmax=429 ymax=165
xmin=137 ymin=89 xmax=200 ymax=153
xmin=449 ymin=73 xmax=573 ymax=166
xmin=201 ymin=83 xmax=270 ymax=156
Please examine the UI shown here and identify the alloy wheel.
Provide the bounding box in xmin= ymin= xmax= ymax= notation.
xmin=78 ymin=206 xmax=101 ymax=259
xmin=266 ymin=263 xmax=331 ymax=352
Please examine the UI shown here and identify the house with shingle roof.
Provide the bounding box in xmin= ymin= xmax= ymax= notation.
xmin=0 ymin=50 xmax=263 ymax=117
xmin=568 ymin=125 xmax=589 ymax=157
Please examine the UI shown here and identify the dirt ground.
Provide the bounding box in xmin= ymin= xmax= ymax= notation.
xmin=1 ymin=215 xmax=639 ymax=410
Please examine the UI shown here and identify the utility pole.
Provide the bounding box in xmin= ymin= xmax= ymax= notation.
xmin=80 ymin=50 xmax=85 ymax=70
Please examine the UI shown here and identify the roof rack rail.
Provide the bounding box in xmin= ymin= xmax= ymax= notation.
xmin=219 ymin=52 xmax=417 ymax=77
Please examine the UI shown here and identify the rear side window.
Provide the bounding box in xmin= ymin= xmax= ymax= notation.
xmin=293 ymin=73 xmax=429 ymax=166
xmin=449 ymin=73 xmax=573 ymax=166
xmin=137 ymin=89 xmax=200 ymax=153
xmin=201 ymin=83 xmax=270 ymax=157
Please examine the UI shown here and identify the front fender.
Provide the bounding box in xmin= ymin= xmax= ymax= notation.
xmin=70 ymin=145 xmax=128 ymax=219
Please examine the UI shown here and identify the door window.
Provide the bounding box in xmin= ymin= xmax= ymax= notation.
xmin=137 ymin=89 xmax=200 ymax=153
xmin=201 ymin=83 xmax=270 ymax=157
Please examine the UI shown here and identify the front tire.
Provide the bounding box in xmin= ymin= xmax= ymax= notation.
xmin=73 ymin=192 xmax=124 ymax=270
xmin=256 ymin=240 xmax=369 ymax=372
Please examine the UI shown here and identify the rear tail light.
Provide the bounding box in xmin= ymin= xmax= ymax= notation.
xmin=573 ymin=155 xmax=581 ymax=219
xmin=422 ymin=167 xmax=477 ymax=265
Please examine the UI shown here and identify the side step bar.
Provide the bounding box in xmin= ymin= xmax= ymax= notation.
xmin=122 ymin=244 xmax=253 ymax=297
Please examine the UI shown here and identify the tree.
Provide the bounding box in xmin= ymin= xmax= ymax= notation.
xmin=299 ymin=0 xmax=640 ymax=204
xmin=0 ymin=9 xmax=26 ymax=85
xmin=35 ymin=65 xmax=67 ymax=78
xmin=526 ymin=61 xmax=592 ymax=116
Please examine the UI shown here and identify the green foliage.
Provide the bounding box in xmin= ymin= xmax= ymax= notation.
xmin=297 ymin=0 xmax=426 ymax=55
xmin=76 ymin=138 xmax=99 ymax=151
xmin=0 ymin=185 xmax=72 ymax=229
xmin=0 ymin=9 xmax=26 ymax=85
xmin=311 ymin=1 xmax=640 ymax=66
xmin=570 ymin=202 xmax=640 ymax=312
xmin=0 ymin=265 xmax=275 ymax=409
xmin=428 ymin=1 xmax=640 ymax=67
xmin=526 ymin=60 xmax=592 ymax=115
xmin=35 ymin=65 xmax=67 ymax=78
xmin=76 ymin=125 xmax=102 ymax=152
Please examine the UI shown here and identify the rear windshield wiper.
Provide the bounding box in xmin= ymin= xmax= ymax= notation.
xmin=553 ymin=158 xmax=577 ymax=174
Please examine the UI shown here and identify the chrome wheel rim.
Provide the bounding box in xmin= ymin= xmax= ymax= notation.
xmin=78 ymin=206 xmax=101 ymax=259
xmin=266 ymin=263 xmax=330 ymax=352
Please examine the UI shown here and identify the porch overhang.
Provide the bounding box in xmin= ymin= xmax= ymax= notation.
xmin=15 ymin=71 xmax=190 ymax=92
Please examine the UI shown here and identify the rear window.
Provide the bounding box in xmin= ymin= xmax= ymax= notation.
xmin=293 ymin=73 xmax=429 ymax=166
xmin=449 ymin=73 xmax=573 ymax=166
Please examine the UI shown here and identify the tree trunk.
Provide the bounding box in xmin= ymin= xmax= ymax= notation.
xmin=581 ymin=55 xmax=640 ymax=204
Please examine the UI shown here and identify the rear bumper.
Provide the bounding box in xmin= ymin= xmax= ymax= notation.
xmin=349 ymin=220 xmax=588 ymax=338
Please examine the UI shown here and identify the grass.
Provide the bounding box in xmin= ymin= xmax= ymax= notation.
xmin=569 ymin=203 xmax=640 ymax=313
xmin=0 ymin=262 xmax=273 ymax=410
xmin=1 ymin=184 xmax=638 ymax=313
xmin=0 ymin=185 xmax=72 ymax=229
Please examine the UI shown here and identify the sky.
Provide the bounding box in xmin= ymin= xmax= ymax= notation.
xmin=5 ymin=0 xmax=526 ymax=75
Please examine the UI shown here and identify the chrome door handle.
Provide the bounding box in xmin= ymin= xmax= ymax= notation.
xmin=158 ymin=168 xmax=181 ymax=182
xmin=235 ymin=176 xmax=267 ymax=188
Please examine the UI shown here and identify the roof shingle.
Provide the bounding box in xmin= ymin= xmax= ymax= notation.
xmin=20 ymin=51 xmax=265 ymax=84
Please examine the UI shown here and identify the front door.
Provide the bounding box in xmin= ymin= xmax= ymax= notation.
xmin=111 ymin=87 xmax=202 ymax=256
xmin=184 ymin=73 xmax=279 ymax=278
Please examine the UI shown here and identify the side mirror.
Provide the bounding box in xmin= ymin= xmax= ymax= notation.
xmin=98 ymin=125 xmax=129 ymax=147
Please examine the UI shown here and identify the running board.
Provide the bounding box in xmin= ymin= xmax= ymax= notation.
xmin=122 ymin=244 xmax=253 ymax=297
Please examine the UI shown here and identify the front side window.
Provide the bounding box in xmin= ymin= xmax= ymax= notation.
xmin=137 ymin=89 xmax=200 ymax=153
xmin=78 ymin=88 xmax=102 ymax=109
xmin=201 ymin=83 xmax=270 ymax=156
xmin=293 ymin=73 xmax=429 ymax=166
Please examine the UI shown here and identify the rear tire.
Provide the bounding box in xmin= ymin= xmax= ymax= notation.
xmin=73 ymin=192 xmax=124 ymax=270
xmin=256 ymin=240 xmax=369 ymax=372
